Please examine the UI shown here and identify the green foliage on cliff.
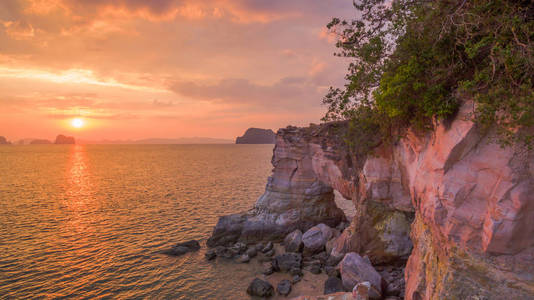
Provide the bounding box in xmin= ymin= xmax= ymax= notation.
xmin=324 ymin=0 xmax=534 ymax=152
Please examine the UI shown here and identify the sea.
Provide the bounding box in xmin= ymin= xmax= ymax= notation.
xmin=0 ymin=144 xmax=278 ymax=299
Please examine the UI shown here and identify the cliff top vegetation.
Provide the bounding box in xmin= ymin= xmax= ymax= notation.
xmin=323 ymin=0 xmax=533 ymax=156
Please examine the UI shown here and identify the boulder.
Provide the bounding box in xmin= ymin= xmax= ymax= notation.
xmin=324 ymin=277 xmax=344 ymax=295
xmin=236 ymin=254 xmax=250 ymax=263
xmin=277 ymin=279 xmax=292 ymax=296
xmin=284 ymin=229 xmax=303 ymax=253
xmin=162 ymin=240 xmax=200 ymax=256
xmin=246 ymin=246 xmax=257 ymax=258
xmin=302 ymin=225 xmax=328 ymax=255
xmin=339 ymin=253 xmax=382 ymax=299
xmin=247 ymin=278 xmax=274 ymax=297
xmin=272 ymin=253 xmax=302 ymax=272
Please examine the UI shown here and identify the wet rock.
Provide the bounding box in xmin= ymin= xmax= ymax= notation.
xmin=246 ymin=246 xmax=257 ymax=258
xmin=272 ymin=253 xmax=302 ymax=272
xmin=262 ymin=241 xmax=274 ymax=253
xmin=277 ymin=279 xmax=292 ymax=296
xmin=262 ymin=262 xmax=274 ymax=275
xmin=236 ymin=254 xmax=250 ymax=263
xmin=163 ymin=240 xmax=200 ymax=256
xmin=284 ymin=229 xmax=303 ymax=253
xmin=339 ymin=253 xmax=382 ymax=299
xmin=324 ymin=277 xmax=344 ymax=295
xmin=247 ymin=278 xmax=274 ymax=297
xmin=302 ymin=225 xmax=330 ymax=256
xmin=205 ymin=249 xmax=217 ymax=260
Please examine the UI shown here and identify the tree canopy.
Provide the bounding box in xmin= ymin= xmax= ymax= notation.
xmin=323 ymin=0 xmax=534 ymax=154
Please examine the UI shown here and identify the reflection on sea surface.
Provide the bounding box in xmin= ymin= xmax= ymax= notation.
xmin=0 ymin=144 xmax=273 ymax=299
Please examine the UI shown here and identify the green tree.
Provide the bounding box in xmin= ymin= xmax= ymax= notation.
xmin=324 ymin=0 xmax=534 ymax=152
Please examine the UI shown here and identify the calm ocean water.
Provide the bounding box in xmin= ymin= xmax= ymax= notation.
xmin=0 ymin=144 xmax=275 ymax=299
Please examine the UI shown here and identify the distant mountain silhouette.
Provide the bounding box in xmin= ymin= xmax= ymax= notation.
xmin=0 ymin=136 xmax=11 ymax=145
xmin=30 ymin=139 xmax=52 ymax=145
xmin=54 ymin=134 xmax=75 ymax=144
xmin=78 ymin=137 xmax=233 ymax=144
xmin=235 ymin=128 xmax=275 ymax=144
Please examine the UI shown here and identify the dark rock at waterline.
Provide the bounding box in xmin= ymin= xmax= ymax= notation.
xmin=163 ymin=240 xmax=200 ymax=256
xmin=205 ymin=249 xmax=217 ymax=260
xmin=272 ymin=253 xmax=302 ymax=273
xmin=324 ymin=277 xmax=344 ymax=295
xmin=247 ymin=278 xmax=274 ymax=297
xmin=277 ymin=279 xmax=292 ymax=296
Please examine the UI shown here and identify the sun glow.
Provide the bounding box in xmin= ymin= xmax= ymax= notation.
xmin=71 ymin=118 xmax=85 ymax=128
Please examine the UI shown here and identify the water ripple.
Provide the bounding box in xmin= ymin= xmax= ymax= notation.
xmin=0 ymin=144 xmax=273 ymax=299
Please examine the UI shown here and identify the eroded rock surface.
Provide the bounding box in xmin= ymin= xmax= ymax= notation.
xmin=210 ymin=102 xmax=534 ymax=298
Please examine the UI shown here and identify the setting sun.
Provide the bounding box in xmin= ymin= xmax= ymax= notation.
xmin=71 ymin=118 xmax=84 ymax=128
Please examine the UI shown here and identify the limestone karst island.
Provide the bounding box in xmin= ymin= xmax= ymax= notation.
xmin=0 ymin=1 xmax=532 ymax=299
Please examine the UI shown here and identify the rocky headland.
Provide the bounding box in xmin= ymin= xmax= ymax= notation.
xmin=236 ymin=128 xmax=276 ymax=144
xmin=54 ymin=134 xmax=75 ymax=144
xmin=207 ymin=101 xmax=534 ymax=299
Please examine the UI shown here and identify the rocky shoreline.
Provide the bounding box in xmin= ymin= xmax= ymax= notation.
xmin=200 ymin=101 xmax=533 ymax=299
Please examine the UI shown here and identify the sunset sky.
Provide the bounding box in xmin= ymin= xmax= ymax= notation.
xmin=0 ymin=0 xmax=354 ymax=141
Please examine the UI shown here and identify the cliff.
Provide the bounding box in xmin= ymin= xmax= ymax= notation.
xmin=209 ymin=101 xmax=534 ymax=299
xmin=54 ymin=134 xmax=75 ymax=144
xmin=236 ymin=128 xmax=275 ymax=144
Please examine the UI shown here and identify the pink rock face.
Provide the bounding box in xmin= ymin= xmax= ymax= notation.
xmin=394 ymin=103 xmax=534 ymax=299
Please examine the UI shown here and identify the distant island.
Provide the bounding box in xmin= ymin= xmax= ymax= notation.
xmin=30 ymin=139 xmax=52 ymax=145
xmin=0 ymin=136 xmax=11 ymax=145
xmin=54 ymin=134 xmax=75 ymax=144
xmin=235 ymin=128 xmax=275 ymax=144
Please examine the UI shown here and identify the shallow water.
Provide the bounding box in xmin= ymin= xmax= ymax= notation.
xmin=0 ymin=144 xmax=277 ymax=299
